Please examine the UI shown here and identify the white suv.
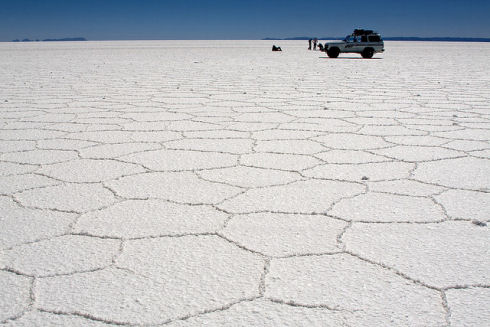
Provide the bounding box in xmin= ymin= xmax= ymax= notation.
xmin=324 ymin=29 xmax=384 ymax=58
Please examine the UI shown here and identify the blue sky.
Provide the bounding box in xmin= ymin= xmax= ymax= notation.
xmin=1 ymin=0 xmax=489 ymax=41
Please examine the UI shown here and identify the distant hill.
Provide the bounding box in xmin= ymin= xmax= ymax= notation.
xmin=12 ymin=37 xmax=87 ymax=42
xmin=263 ymin=36 xmax=490 ymax=42
xmin=263 ymin=37 xmax=337 ymax=41
xmin=284 ymin=36 xmax=313 ymax=40
xmin=42 ymin=37 xmax=87 ymax=42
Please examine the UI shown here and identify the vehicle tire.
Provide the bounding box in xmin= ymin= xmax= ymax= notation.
xmin=361 ymin=47 xmax=374 ymax=58
xmin=327 ymin=47 xmax=340 ymax=58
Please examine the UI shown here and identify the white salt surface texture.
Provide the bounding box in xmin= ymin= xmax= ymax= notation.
xmin=0 ymin=40 xmax=489 ymax=325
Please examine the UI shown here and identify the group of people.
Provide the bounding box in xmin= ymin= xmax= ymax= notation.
xmin=272 ymin=38 xmax=326 ymax=52
xmin=308 ymin=38 xmax=323 ymax=51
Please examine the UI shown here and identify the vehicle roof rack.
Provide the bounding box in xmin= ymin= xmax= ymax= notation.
xmin=353 ymin=29 xmax=375 ymax=36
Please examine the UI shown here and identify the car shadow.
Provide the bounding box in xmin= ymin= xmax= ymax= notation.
xmin=319 ymin=56 xmax=383 ymax=60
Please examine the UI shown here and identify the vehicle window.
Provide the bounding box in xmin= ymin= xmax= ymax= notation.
xmin=368 ymin=35 xmax=381 ymax=42
xmin=361 ymin=36 xmax=368 ymax=42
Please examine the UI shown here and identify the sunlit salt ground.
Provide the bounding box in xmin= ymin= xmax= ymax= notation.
xmin=0 ymin=40 xmax=489 ymax=326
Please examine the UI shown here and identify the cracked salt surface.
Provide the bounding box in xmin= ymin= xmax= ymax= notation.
xmin=1 ymin=40 xmax=489 ymax=325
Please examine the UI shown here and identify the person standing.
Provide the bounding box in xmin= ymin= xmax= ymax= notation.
xmin=313 ymin=38 xmax=318 ymax=50
xmin=308 ymin=39 xmax=312 ymax=50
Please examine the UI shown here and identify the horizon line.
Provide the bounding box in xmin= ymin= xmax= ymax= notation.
xmin=4 ymin=36 xmax=490 ymax=43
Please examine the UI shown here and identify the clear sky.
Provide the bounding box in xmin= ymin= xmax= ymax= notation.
xmin=1 ymin=0 xmax=490 ymax=41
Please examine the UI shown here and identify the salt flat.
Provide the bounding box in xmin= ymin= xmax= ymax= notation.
xmin=0 ymin=40 xmax=489 ymax=326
